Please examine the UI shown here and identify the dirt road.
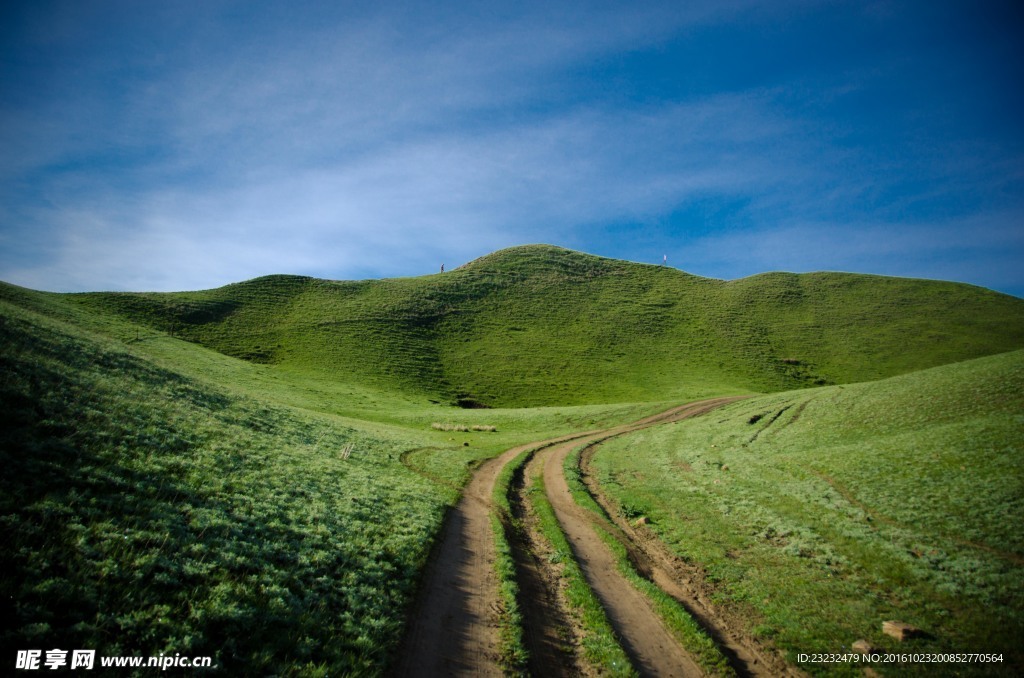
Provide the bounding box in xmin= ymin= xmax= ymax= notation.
xmin=392 ymin=435 xmax=589 ymax=677
xmin=394 ymin=398 xmax=793 ymax=677
xmin=530 ymin=399 xmax=767 ymax=677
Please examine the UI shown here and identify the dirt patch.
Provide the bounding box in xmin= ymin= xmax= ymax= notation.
xmin=519 ymin=399 xmax=752 ymax=676
xmin=583 ymin=452 xmax=799 ymax=676
xmin=395 ymin=399 xmax=803 ymax=677
xmin=393 ymin=431 xmax=592 ymax=676
xmin=509 ymin=452 xmax=595 ymax=677
xmin=392 ymin=443 xmax=527 ymax=677
xmin=539 ymin=434 xmax=704 ymax=676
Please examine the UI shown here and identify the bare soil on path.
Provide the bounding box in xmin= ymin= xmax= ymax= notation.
xmin=533 ymin=400 xmax=744 ymax=678
xmin=394 ymin=399 xmax=799 ymax=677
xmin=510 ymin=452 xmax=589 ymax=677
xmin=573 ymin=409 xmax=802 ymax=677
xmin=392 ymin=434 xmax=589 ymax=677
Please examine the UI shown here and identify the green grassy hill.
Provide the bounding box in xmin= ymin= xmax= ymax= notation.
xmin=0 ymin=279 xmax=658 ymax=674
xmin=0 ymin=287 xmax=445 ymax=673
xmin=68 ymin=245 xmax=1024 ymax=408
xmin=2 ymin=244 xmax=1022 ymax=674
xmin=591 ymin=349 xmax=1024 ymax=673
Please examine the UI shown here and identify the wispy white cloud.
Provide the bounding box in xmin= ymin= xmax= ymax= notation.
xmin=7 ymin=89 xmax=796 ymax=291
xmin=1 ymin=0 xmax=1022 ymax=296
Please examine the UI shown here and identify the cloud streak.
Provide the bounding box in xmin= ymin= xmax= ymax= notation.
xmin=6 ymin=89 xmax=801 ymax=291
xmin=1 ymin=1 xmax=1022 ymax=295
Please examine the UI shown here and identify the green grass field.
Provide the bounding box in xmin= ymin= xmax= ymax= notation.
xmin=0 ymin=279 xmax=660 ymax=674
xmin=67 ymin=245 xmax=1024 ymax=408
xmin=0 ymin=292 xmax=447 ymax=674
xmin=589 ymin=350 xmax=1024 ymax=675
xmin=2 ymin=244 xmax=1023 ymax=674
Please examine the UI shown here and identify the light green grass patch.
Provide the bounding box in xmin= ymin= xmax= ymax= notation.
xmin=590 ymin=351 xmax=1024 ymax=675
xmin=563 ymin=445 xmax=735 ymax=677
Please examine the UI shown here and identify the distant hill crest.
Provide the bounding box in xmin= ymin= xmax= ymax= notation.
xmin=10 ymin=245 xmax=1022 ymax=408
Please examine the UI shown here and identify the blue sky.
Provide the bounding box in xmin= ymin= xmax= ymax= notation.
xmin=2 ymin=0 xmax=1022 ymax=295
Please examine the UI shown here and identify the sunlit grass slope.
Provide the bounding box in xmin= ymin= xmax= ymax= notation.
xmin=70 ymin=245 xmax=1024 ymax=408
xmin=0 ymin=291 xmax=445 ymax=674
xmin=3 ymin=244 xmax=1022 ymax=675
xmin=591 ymin=350 xmax=1024 ymax=675
xmin=0 ymin=283 xmax=659 ymax=674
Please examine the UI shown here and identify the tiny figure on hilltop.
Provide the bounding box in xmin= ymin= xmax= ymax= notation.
xmin=440 ymin=263 xmax=445 ymax=273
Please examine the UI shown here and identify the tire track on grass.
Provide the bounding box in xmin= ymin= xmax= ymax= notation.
xmin=393 ymin=432 xmax=593 ymax=677
xmin=572 ymin=402 xmax=804 ymax=678
xmin=395 ymin=399 xmax=794 ymax=677
xmin=532 ymin=399 xmax=743 ymax=677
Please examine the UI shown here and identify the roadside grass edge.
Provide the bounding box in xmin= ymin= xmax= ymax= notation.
xmin=490 ymin=513 xmax=529 ymax=675
xmin=529 ymin=469 xmax=637 ymax=676
xmin=565 ymin=443 xmax=736 ymax=677
xmin=490 ymin=446 xmax=535 ymax=675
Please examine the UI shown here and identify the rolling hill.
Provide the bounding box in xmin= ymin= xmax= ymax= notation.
xmin=0 ymin=271 xmax=659 ymax=673
xmin=66 ymin=244 xmax=1024 ymax=407
xmin=2 ymin=244 xmax=1023 ymax=674
xmin=590 ymin=348 xmax=1024 ymax=668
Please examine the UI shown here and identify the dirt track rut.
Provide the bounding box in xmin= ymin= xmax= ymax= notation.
xmin=393 ymin=436 xmax=587 ymax=677
xmin=394 ymin=399 xmax=794 ymax=677
xmin=538 ymin=432 xmax=704 ymax=677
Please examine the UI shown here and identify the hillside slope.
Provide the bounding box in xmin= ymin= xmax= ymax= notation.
xmin=0 ymin=285 xmax=447 ymax=673
xmin=3 ymin=246 xmax=1022 ymax=674
xmin=590 ymin=348 xmax=1024 ymax=670
xmin=0 ymin=277 xmax=660 ymax=674
xmin=67 ymin=245 xmax=1024 ymax=407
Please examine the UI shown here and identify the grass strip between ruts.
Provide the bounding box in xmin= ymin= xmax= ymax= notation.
xmin=529 ymin=465 xmax=637 ymax=676
xmin=491 ymin=446 xmax=535 ymax=675
xmin=565 ymin=443 xmax=736 ymax=677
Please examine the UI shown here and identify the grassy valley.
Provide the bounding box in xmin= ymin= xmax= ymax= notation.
xmin=2 ymin=244 xmax=1023 ymax=675
xmin=0 ymin=280 xmax=661 ymax=674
